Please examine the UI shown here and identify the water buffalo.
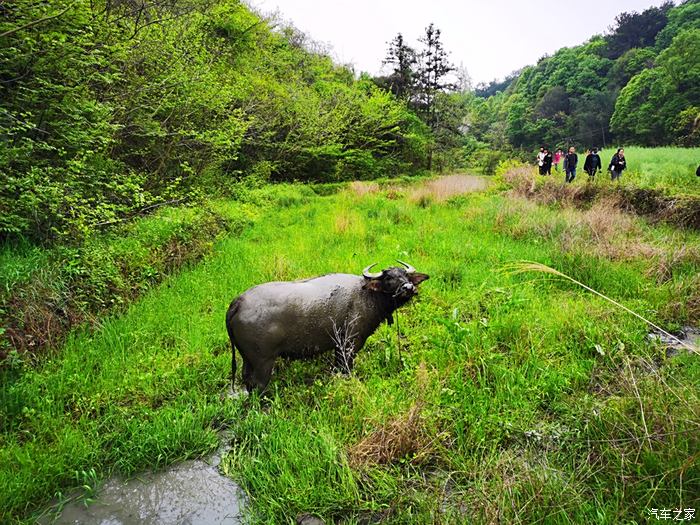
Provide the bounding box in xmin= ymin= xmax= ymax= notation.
xmin=225 ymin=261 xmax=429 ymax=392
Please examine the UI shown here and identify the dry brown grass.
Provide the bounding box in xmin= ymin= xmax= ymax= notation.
xmin=504 ymin=166 xmax=600 ymax=207
xmin=346 ymin=400 xmax=434 ymax=468
xmin=349 ymin=181 xmax=380 ymax=196
xmin=647 ymin=245 xmax=700 ymax=284
xmin=660 ymin=273 xmax=700 ymax=322
xmin=409 ymin=175 xmax=489 ymax=204
xmin=493 ymin=193 xmax=663 ymax=262
xmin=502 ymin=165 xmax=538 ymax=196
xmin=347 ymin=363 xmax=442 ymax=468
xmin=502 ymin=164 xmax=700 ymax=230
xmin=561 ymin=198 xmax=659 ymax=261
xmin=333 ymin=210 xmax=365 ymax=236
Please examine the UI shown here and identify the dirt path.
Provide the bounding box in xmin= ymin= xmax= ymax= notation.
xmin=409 ymin=173 xmax=490 ymax=201
xmin=350 ymin=173 xmax=490 ymax=200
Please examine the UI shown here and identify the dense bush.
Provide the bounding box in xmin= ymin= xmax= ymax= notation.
xmin=0 ymin=0 xmax=428 ymax=243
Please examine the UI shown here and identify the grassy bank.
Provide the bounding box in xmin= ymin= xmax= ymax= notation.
xmin=535 ymin=146 xmax=700 ymax=196
xmin=0 ymin=183 xmax=326 ymax=361
xmin=2 ymin=177 xmax=699 ymax=523
xmin=503 ymin=151 xmax=700 ymax=230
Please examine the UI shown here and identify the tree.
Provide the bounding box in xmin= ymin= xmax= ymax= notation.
xmin=454 ymin=62 xmax=472 ymax=93
xmin=608 ymin=48 xmax=657 ymax=89
xmin=603 ymin=2 xmax=673 ymax=59
xmin=656 ymin=28 xmax=700 ymax=102
xmin=474 ymin=71 xmax=519 ymax=98
xmin=610 ymin=68 xmax=674 ymax=144
xmin=382 ymin=33 xmax=417 ymax=99
xmin=654 ymin=0 xmax=700 ymax=50
xmin=415 ymin=23 xmax=455 ymax=128
xmin=535 ymin=86 xmax=570 ymax=118
xmin=611 ymin=28 xmax=700 ymax=145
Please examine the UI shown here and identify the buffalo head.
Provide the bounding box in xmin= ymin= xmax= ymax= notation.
xmin=362 ymin=260 xmax=429 ymax=304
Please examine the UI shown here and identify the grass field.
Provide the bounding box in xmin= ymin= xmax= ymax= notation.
xmin=1 ymin=175 xmax=699 ymax=523
xmin=572 ymin=146 xmax=700 ymax=195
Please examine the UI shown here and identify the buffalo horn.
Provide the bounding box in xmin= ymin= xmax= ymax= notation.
xmin=396 ymin=260 xmax=416 ymax=274
xmin=363 ymin=263 xmax=383 ymax=279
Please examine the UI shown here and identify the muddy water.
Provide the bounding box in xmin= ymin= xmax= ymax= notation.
xmin=649 ymin=326 xmax=700 ymax=356
xmin=43 ymin=442 xmax=245 ymax=525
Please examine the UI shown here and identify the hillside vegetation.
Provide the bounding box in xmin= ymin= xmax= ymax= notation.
xmin=2 ymin=1 xmax=700 ymax=523
xmin=462 ymin=0 xmax=700 ymax=164
xmin=1 ymin=0 xmax=429 ymax=243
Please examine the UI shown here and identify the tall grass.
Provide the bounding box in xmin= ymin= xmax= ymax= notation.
xmin=1 ymin=179 xmax=698 ymax=523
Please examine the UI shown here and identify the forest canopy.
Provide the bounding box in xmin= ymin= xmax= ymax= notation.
xmin=460 ymin=0 xmax=700 ymax=156
xmin=2 ymin=0 xmax=699 ymax=244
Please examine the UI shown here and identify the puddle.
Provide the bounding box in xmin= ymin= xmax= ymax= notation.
xmin=648 ymin=326 xmax=700 ymax=356
xmin=41 ymin=439 xmax=245 ymax=525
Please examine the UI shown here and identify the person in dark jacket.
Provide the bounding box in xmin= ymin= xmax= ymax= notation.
xmin=696 ymin=164 xmax=699 ymax=177
xmin=584 ymin=148 xmax=602 ymax=180
xmin=543 ymin=148 xmax=553 ymax=175
xmin=537 ymin=147 xmax=546 ymax=175
xmin=563 ymin=146 xmax=578 ymax=183
xmin=609 ymin=148 xmax=626 ymax=181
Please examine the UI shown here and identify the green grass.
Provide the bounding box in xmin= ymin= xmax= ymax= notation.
xmin=592 ymin=146 xmax=700 ymax=195
xmin=1 ymin=180 xmax=699 ymax=523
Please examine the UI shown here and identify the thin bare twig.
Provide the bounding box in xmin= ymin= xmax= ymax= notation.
xmin=504 ymin=260 xmax=698 ymax=355
xmin=1 ymin=2 xmax=76 ymax=38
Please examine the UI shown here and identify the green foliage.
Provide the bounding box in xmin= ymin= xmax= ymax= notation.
xmin=0 ymin=0 xmax=428 ymax=243
xmin=655 ymin=0 xmax=700 ymax=50
xmin=0 ymin=191 xmax=269 ymax=357
xmin=465 ymin=0 xmax=700 ymax=152
xmin=611 ymin=29 xmax=700 ymax=146
xmin=602 ymin=1 xmax=673 ymax=59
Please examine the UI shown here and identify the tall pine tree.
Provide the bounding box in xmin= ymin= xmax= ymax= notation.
xmin=383 ymin=33 xmax=417 ymax=99
xmin=416 ymin=23 xmax=455 ymax=129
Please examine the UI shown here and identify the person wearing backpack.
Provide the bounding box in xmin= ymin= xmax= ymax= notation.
xmin=584 ymin=148 xmax=602 ymax=180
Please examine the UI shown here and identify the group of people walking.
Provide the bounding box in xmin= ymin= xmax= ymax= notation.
xmin=537 ymin=146 xmax=627 ymax=183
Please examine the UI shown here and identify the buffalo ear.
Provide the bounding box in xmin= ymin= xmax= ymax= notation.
xmin=363 ymin=279 xmax=383 ymax=292
xmin=409 ymin=273 xmax=429 ymax=285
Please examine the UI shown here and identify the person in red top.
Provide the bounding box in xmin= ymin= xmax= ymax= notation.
xmin=553 ymin=148 xmax=563 ymax=172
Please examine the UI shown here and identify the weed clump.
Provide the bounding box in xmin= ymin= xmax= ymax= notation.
xmin=347 ymin=401 xmax=433 ymax=468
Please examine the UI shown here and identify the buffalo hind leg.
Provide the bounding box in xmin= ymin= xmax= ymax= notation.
xmin=243 ymin=358 xmax=275 ymax=394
